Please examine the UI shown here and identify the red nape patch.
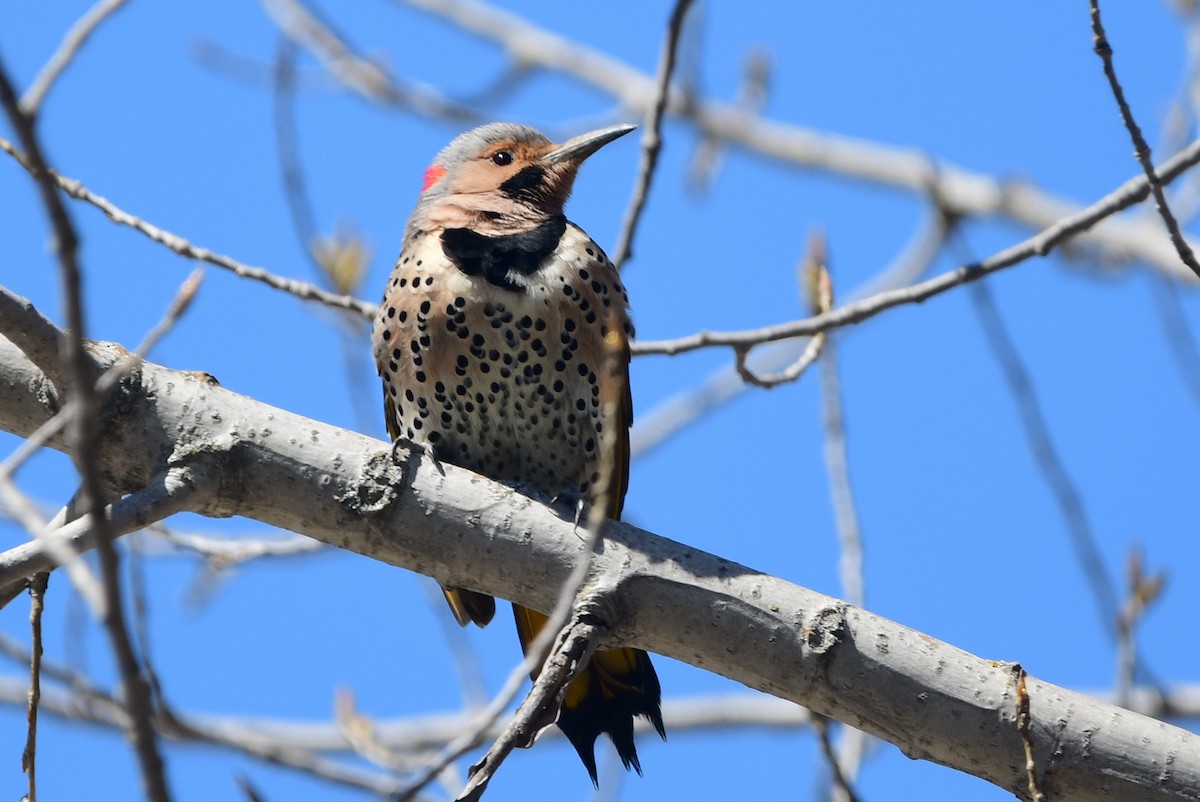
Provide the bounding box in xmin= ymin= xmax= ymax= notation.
xmin=422 ymin=164 xmax=446 ymax=191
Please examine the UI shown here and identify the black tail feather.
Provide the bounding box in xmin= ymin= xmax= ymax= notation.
xmin=512 ymin=604 xmax=665 ymax=784
xmin=552 ymin=644 xmax=665 ymax=785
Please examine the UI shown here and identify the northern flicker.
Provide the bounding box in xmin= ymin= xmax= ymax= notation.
xmin=371 ymin=122 xmax=664 ymax=783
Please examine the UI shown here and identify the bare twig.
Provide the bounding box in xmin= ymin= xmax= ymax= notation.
xmin=734 ymin=235 xmax=833 ymax=388
xmin=732 ymin=336 xmax=823 ymax=388
xmin=1091 ymin=0 xmax=1200 ymax=279
xmin=334 ymin=689 xmax=443 ymax=774
xmin=628 ymin=204 xmax=950 ymax=460
xmin=398 ymin=0 xmax=1200 ymax=281
xmin=272 ymin=37 xmax=321 ymax=274
xmin=966 ymin=277 xmax=1119 ymax=639
xmin=456 ymin=615 xmax=603 ymax=802
xmin=1115 ymin=549 xmax=1165 ymax=708
xmin=0 ymin=272 xmax=201 ymax=613
xmin=611 ymin=0 xmax=695 ymax=269
xmin=0 ymin=645 xmax=419 ymax=798
xmin=387 ymin=573 xmax=576 ymax=799
xmin=126 ymin=532 xmax=165 ymax=718
xmin=0 ymin=458 xmax=101 ymax=618
xmin=820 ymin=346 xmax=863 ymax=610
xmin=0 ymin=135 xmax=375 ymax=319
xmin=262 ymin=0 xmax=478 ymax=121
xmin=1150 ymin=276 xmax=1200 ymax=403
xmin=21 ymin=572 xmax=49 ymax=802
xmin=0 ymin=247 xmax=73 ymax=390
xmin=0 ymin=465 xmax=209 ymax=605
xmin=152 ymin=526 xmax=323 ymax=567
xmin=0 ymin=55 xmax=171 ymax=801
xmin=0 ymin=271 xmax=203 ymax=506
xmin=1013 ymin=666 xmax=1046 ymax=802
xmin=812 ymin=714 xmax=861 ymax=802
xmin=271 ymin=37 xmax=373 ymax=301
xmin=815 ymin=241 xmax=870 ymax=802
xmin=0 ymin=636 xmax=83 ymax=689
xmin=0 ymin=482 xmax=105 ymax=615
xmin=631 ymin=134 xmax=1200 ymax=359
xmin=132 ymin=269 xmax=206 ymax=355
xmin=191 ymin=37 xmax=336 ymax=91
xmin=688 ymin=50 xmax=770 ymax=191
xmin=20 ymin=0 xmax=129 ymax=115
xmin=1 ymin=664 xmax=1197 ymax=758
xmin=420 ymin=581 xmax=488 ymax=712
xmin=269 ymin=35 xmax=380 ymax=437
xmin=234 ymin=775 xmax=267 ymax=802
xmin=1115 ymin=556 xmax=1138 ymax=709
xmin=158 ymin=696 xmax=428 ymax=798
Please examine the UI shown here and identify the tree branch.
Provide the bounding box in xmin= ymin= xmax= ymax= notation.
xmin=0 ymin=317 xmax=1197 ymax=800
xmin=632 ymin=134 xmax=1200 ymax=359
xmin=394 ymin=0 xmax=1200 ymax=282
xmin=0 ymin=280 xmax=72 ymax=391
xmin=0 ymin=464 xmax=211 ymax=593
xmin=817 ymin=252 xmax=870 ymax=802
xmin=967 ymin=278 xmax=1119 ymax=639
xmin=627 ymin=205 xmax=951 ymax=460
xmin=21 ymin=572 xmax=48 ymax=802
xmin=0 ymin=55 xmax=171 ymax=802
xmin=19 ymin=0 xmax=129 ymax=115
xmin=0 ymin=135 xmax=375 ymax=320
xmin=2 ymin=671 xmax=1195 ymax=760
xmin=0 ymin=663 xmax=421 ymax=798
xmin=261 ymin=0 xmax=479 ymax=122
xmin=611 ymin=0 xmax=695 ymax=269
xmin=1090 ymin=0 xmax=1200 ymax=279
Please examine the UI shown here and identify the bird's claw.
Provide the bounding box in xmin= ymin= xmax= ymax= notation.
xmin=550 ymin=486 xmax=587 ymax=534
xmin=390 ymin=436 xmax=444 ymax=475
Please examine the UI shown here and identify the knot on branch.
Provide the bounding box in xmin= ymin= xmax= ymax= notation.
xmin=802 ymin=603 xmax=847 ymax=656
xmin=337 ymin=449 xmax=405 ymax=515
xmin=30 ymin=370 xmax=61 ymax=415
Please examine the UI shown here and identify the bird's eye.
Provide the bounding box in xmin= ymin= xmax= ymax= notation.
xmin=491 ymin=150 xmax=513 ymax=166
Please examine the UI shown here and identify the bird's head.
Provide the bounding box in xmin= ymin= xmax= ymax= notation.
xmin=410 ymin=122 xmax=634 ymax=236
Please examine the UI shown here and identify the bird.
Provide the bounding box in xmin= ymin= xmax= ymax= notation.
xmin=371 ymin=122 xmax=665 ymax=784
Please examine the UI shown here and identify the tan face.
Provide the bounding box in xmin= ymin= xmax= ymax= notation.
xmin=433 ymin=139 xmax=552 ymax=195
xmin=421 ymin=137 xmax=577 ymax=229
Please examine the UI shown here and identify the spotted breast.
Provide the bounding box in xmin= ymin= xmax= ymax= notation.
xmin=377 ymin=222 xmax=631 ymax=500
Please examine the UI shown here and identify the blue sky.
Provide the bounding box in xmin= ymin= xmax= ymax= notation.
xmin=1 ymin=2 xmax=1197 ymax=800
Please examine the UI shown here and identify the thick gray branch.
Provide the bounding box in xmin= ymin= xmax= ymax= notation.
xmin=0 ymin=331 xmax=1196 ymax=801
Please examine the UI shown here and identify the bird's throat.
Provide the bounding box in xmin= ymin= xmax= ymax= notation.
xmin=440 ymin=215 xmax=567 ymax=291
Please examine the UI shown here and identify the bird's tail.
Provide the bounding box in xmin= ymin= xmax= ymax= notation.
xmin=442 ymin=586 xmax=496 ymax=627
xmin=513 ymin=605 xmax=665 ymax=785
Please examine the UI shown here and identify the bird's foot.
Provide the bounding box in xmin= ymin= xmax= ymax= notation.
xmin=550 ymin=486 xmax=587 ymax=534
xmin=389 ymin=436 xmax=444 ymax=475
